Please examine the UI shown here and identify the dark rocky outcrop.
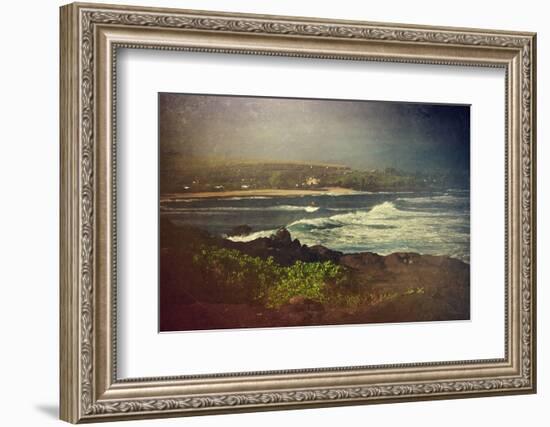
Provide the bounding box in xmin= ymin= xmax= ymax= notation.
xmin=226 ymin=224 xmax=253 ymax=237
xmin=272 ymin=227 xmax=292 ymax=245
xmin=221 ymin=227 xmax=342 ymax=266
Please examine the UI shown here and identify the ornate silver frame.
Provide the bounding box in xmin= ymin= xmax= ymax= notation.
xmin=60 ymin=2 xmax=537 ymax=423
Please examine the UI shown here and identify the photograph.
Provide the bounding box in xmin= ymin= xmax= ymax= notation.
xmin=159 ymin=93 xmax=471 ymax=332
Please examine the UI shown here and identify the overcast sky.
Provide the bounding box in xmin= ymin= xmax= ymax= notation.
xmin=159 ymin=93 xmax=470 ymax=173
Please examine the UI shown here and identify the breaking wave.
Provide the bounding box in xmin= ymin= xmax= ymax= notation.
xmin=227 ymin=200 xmax=469 ymax=263
xmin=226 ymin=229 xmax=277 ymax=242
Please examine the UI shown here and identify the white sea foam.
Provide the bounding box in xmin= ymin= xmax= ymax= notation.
xmin=396 ymin=194 xmax=468 ymax=205
xmin=160 ymin=204 xmax=322 ymax=213
xmin=295 ymin=201 xmax=469 ymax=262
xmin=305 ymin=206 xmax=320 ymax=213
xmin=227 ymin=229 xmax=276 ymax=242
xmin=227 ymin=200 xmax=470 ymax=263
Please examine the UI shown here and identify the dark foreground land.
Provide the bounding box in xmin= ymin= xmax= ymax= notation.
xmin=160 ymin=220 xmax=470 ymax=331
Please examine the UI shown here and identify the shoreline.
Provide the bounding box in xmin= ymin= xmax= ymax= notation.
xmin=225 ymin=231 xmax=470 ymax=265
xmin=161 ymin=186 xmax=358 ymax=201
xmin=160 ymin=221 xmax=470 ymax=331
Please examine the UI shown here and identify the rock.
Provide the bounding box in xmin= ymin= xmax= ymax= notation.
xmin=340 ymin=252 xmax=384 ymax=270
xmin=384 ymin=252 xmax=418 ymax=269
xmin=222 ymin=227 xmax=345 ymax=266
xmin=290 ymin=238 xmax=302 ymax=248
xmin=309 ymin=245 xmax=343 ymax=263
xmin=271 ymin=228 xmax=292 ymax=245
xmin=227 ymin=224 xmax=253 ymax=237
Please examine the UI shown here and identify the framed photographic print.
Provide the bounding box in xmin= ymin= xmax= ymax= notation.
xmin=60 ymin=2 xmax=537 ymax=423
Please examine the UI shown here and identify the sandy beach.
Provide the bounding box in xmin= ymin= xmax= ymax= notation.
xmin=161 ymin=186 xmax=357 ymax=201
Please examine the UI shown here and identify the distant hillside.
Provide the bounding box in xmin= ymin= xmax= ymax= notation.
xmin=160 ymin=156 xmax=468 ymax=194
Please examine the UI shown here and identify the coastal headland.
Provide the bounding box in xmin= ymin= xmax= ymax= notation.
xmin=160 ymin=220 xmax=470 ymax=332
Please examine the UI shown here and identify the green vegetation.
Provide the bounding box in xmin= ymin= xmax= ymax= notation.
xmin=192 ymin=246 xmax=280 ymax=303
xmin=192 ymin=245 xmax=347 ymax=308
xmin=268 ymin=171 xmax=285 ymax=189
xmin=190 ymin=244 xmax=427 ymax=310
xmin=330 ymin=286 xmax=425 ymax=310
xmin=265 ymin=260 xmax=346 ymax=308
xmin=160 ymin=156 xmax=468 ymax=194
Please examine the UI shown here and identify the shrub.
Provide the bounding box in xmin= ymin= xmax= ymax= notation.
xmin=192 ymin=246 xmax=281 ymax=302
xmin=191 ymin=245 xmax=346 ymax=307
xmin=266 ymin=260 xmax=346 ymax=308
xmin=190 ymin=245 xmax=431 ymax=311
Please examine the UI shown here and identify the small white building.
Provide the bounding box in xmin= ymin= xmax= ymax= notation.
xmin=306 ymin=177 xmax=320 ymax=186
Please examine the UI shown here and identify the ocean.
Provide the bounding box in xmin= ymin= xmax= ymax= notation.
xmin=161 ymin=189 xmax=470 ymax=263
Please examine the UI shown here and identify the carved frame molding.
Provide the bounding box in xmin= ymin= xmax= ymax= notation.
xmin=60 ymin=2 xmax=536 ymax=423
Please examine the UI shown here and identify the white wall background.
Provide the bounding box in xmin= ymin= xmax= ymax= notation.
xmin=0 ymin=0 xmax=545 ymax=426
